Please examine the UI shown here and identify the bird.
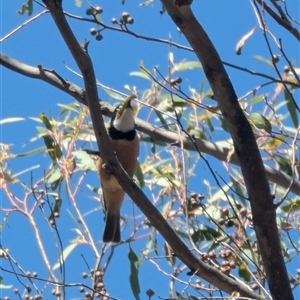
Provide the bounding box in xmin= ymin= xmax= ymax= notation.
xmin=97 ymin=96 xmax=139 ymax=243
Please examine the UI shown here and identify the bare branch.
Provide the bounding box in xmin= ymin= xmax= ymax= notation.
xmin=0 ymin=52 xmax=299 ymax=195
xmin=159 ymin=1 xmax=293 ymax=299
xmin=254 ymin=0 xmax=300 ymax=41
xmin=35 ymin=1 xmax=265 ymax=298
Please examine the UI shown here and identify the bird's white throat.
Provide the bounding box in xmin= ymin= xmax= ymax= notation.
xmin=113 ymin=108 xmax=135 ymax=132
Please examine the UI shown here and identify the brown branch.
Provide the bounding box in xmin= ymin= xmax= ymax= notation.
xmin=37 ymin=1 xmax=265 ymax=298
xmin=160 ymin=1 xmax=293 ymax=300
xmin=0 ymin=52 xmax=87 ymax=105
xmin=65 ymin=11 xmax=300 ymax=88
xmin=1 ymin=52 xmax=299 ymax=196
xmin=40 ymin=0 xmax=111 ymax=160
xmin=255 ymin=0 xmax=300 ymax=41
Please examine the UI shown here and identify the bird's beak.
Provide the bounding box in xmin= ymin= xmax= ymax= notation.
xmin=115 ymin=94 xmax=136 ymax=120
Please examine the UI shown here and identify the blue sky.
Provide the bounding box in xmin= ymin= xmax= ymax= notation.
xmin=1 ymin=1 xmax=299 ymax=299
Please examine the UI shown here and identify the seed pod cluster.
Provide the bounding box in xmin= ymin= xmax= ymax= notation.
xmin=89 ymin=27 xmax=103 ymax=41
xmin=120 ymin=12 xmax=134 ymax=25
xmin=170 ymin=77 xmax=182 ymax=86
xmin=81 ymin=269 xmax=109 ymax=299
xmin=95 ymin=33 xmax=103 ymax=41
xmin=146 ymin=289 xmax=155 ymax=299
xmin=112 ymin=12 xmax=134 ymax=26
xmin=86 ymin=6 xmax=103 ymax=16
xmin=272 ymin=54 xmax=279 ymax=64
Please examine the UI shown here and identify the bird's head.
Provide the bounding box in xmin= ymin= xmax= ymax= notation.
xmin=111 ymin=95 xmax=136 ymax=133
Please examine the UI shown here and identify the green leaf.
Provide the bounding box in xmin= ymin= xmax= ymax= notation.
xmin=0 ymin=215 xmax=9 ymax=233
xmin=154 ymin=110 xmax=169 ymax=130
xmin=275 ymin=155 xmax=293 ymax=176
xmin=208 ymin=183 xmax=231 ymax=204
xmin=74 ymin=0 xmax=82 ymax=7
xmin=15 ymin=146 xmax=46 ymax=158
xmin=169 ymin=52 xmax=174 ymax=65
xmin=174 ymin=230 xmax=190 ymax=240
xmin=173 ymin=97 xmax=188 ymax=108
xmin=129 ymin=71 xmax=150 ymax=80
xmin=45 ymin=168 xmax=63 ymax=187
xmin=174 ymin=61 xmax=202 ymax=72
xmin=141 ymin=137 xmax=167 ymax=147
xmin=42 ymin=135 xmax=63 ymax=164
xmin=153 ymin=236 xmax=159 ymax=256
xmin=253 ymin=55 xmax=273 ymax=68
xmin=0 ymin=117 xmax=25 ymax=125
xmin=101 ymin=86 xmax=124 ymax=100
xmin=154 ymin=168 xmax=180 ymax=188
xmin=230 ymin=177 xmax=246 ymax=205
xmin=175 ymin=292 xmax=185 ymax=300
xmin=249 ymin=94 xmax=265 ymax=104
xmin=57 ymin=103 xmax=79 ymax=114
xmin=187 ymin=126 xmax=206 ymax=139
xmin=192 ymin=226 xmax=221 ymax=242
xmin=284 ymin=89 xmax=299 ymax=128
xmin=128 ymin=247 xmax=140 ymax=300
xmin=139 ymin=60 xmax=151 ymax=77
xmin=248 ymin=112 xmax=272 ymax=133
xmin=86 ymin=184 xmax=101 ymax=194
xmin=52 ymin=243 xmax=77 ymax=271
xmin=158 ymin=94 xmax=188 ymax=110
xmin=12 ymin=164 xmax=40 ymax=179
xmin=207 ymin=235 xmax=228 ymax=253
xmin=164 ymin=242 xmax=176 ymax=267
xmin=204 ymin=88 xmax=214 ymax=99
xmin=264 ymin=135 xmax=285 ymax=150
xmin=18 ymin=0 xmax=33 ymax=16
xmin=220 ymin=117 xmax=229 ymax=132
xmin=142 ymin=239 xmax=153 ymax=257
xmin=140 ymin=0 xmax=155 ymax=7
xmin=49 ymin=197 xmax=62 ymax=221
xmin=199 ymin=77 xmax=206 ymax=94
xmin=206 ymin=117 xmax=214 ymax=132
xmin=0 ymin=284 xmax=13 ymax=289
xmin=73 ymin=150 xmax=97 ymax=171
xmin=292 ymin=67 xmax=300 ymax=75
xmin=238 ymin=263 xmax=251 ymax=282
xmin=40 ymin=113 xmax=53 ymax=131
xmin=38 ymin=114 xmax=63 ymax=163
xmin=67 ymin=209 xmax=84 ymax=229
xmin=235 ymin=27 xmax=256 ymax=55
xmin=135 ymin=161 xmax=145 ymax=189
xmin=281 ymin=199 xmax=300 ymax=213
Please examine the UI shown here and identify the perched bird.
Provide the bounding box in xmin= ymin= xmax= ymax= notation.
xmin=97 ymin=97 xmax=139 ymax=243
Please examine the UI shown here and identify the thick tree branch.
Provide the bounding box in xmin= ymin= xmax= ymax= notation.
xmin=160 ymin=1 xmax=294 ymax=299
xmin=0 ymin=52 xmax=86 ymax=104
xmin=36 ymin=1 xmax=265 ymax=298
xmin=1 ymin=52 xmax=299 ymax=196
xmin=255 ymin=0 xmax=300 ymax=41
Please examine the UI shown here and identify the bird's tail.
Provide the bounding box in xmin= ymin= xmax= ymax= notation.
xmin=103 ymin=213 xmax=121 ymax=243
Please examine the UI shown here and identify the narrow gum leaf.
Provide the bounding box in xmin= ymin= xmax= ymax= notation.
xmin=235 ymin=26 xmax=256 ymax=55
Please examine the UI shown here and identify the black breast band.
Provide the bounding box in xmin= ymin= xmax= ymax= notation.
xmin=108 ymin=126 xmax=136 ymax=141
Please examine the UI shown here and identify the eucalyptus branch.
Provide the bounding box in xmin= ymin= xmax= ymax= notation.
xmin=64 ymin=11 xmax=300 ymax=88
xmin=0 ymin=10 xmax=49 ymax=43
xmin=254 ymin=0 xmax=300 ymax=41
xmin=39 ymin=1 xmax=265 ymax=298
xmin=252 ymin=0 xmax=300 ymax=112
xmin=0 ymin=52 xmax=299 ymax=195
xmin=28 ymin=213 xmax=58 ymax=283
xmin=159 ymin=1 xmax=293 ymax=299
